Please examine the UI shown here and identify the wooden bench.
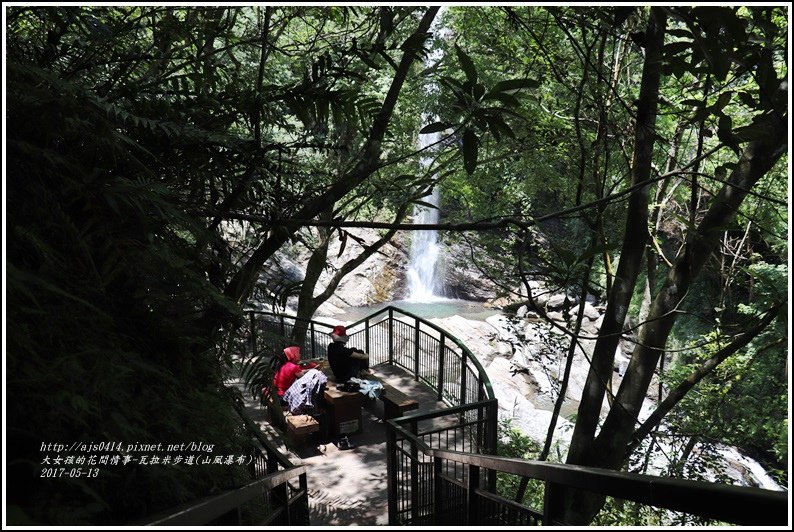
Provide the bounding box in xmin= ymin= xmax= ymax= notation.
xmin=379 ymin=383 xmax=419 ymax=420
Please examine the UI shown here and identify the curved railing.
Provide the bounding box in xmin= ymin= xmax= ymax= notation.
xmin=232 ymin=306 xmax=786 ymax=526
xmin=241 ymin=305 xmax=495 ymax=408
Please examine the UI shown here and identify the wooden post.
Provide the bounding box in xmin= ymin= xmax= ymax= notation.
xmin=543 ymin=481 xmax=563 ymax=525
xmin=467 ymin=464 xmax=480 ymax=525
xmin=437 ymin=334 xmax=446 ymax=401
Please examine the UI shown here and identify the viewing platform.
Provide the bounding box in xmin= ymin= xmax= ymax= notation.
xmin=190 ymin=306 xmax=786 ymax=528
xmin=233 ymin=363 xmax=445 ymax=526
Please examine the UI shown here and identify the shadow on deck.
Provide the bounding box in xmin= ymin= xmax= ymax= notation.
xmin=231 ymin=363 xmax=445 ymax=526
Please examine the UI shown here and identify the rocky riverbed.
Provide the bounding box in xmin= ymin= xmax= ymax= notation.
xmin=257 ymin=227 xmax=781 ymax=491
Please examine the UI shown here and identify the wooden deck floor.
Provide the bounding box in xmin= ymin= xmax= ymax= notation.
xmin=230 ymin=363 xmax=446 ymax=526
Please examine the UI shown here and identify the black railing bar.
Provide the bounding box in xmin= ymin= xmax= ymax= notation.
xmin=259 ymin=504 xmax=287 ymax=525
xmin=144 ymin=466 xmax=309 ymax=525
xmin=244 ymin=310 xmax=338 ymax=331
xmin=388 ymin=422 xmax=433 ymax=454
xmin=413 ymin=418 xmax=491 ymax=438
xmin=431 ymin=450 xmax=787 ymax=526
xmin=347 ymin=305 xmax=495 ymax=400
xmin=437 ymin=471 xmax=467 ymax=489
xmin=473 ymin=487 xmax=543 ymax=519
xmin=389 ymin=399 xmax=496 ymax=424
xmin=231 ymin=395 xmax=297 ymax=469
xmin=391 ymin=399 xmax=497 ymax=424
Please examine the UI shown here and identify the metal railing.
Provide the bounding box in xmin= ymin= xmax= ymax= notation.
xmin=345 ymin=306 xmax=495 ymax=407
xmin=386 ymin=407 xmax=788 ymax=526
xmin=236 ymin=306 xmax=787 ymax=526
xmin=141 ymin=395 xmax=310 ymax=526
xmin=242 ymin=306 xmax=495 ymax=409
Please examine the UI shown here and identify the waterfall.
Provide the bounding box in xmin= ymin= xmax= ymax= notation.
xmin=406 ymin=11 xmax=448 ymax=302
xmin=406 ymin=185 xmax=443 ymax=301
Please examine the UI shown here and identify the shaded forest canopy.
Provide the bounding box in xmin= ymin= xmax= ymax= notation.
xmin=4 ymin=4 xmax=789 ymax=525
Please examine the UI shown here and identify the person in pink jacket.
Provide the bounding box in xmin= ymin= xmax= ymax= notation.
xmin=272 ymin=345 xmax=317 ymax=398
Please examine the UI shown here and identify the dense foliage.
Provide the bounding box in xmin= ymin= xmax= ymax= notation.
xmin=4 ymin=5 xmax=788 ymax=525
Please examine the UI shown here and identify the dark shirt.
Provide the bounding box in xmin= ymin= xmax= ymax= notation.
xmin=327 ymin=342 xmax=365 ymax=382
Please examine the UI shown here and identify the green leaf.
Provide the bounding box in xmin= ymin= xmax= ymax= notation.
xmin=420 ymin=121 xmax=452 ymax=134
xmin=490 ymin=78 xmax=540 ymax=94
xmin=715 ymin=91 xmax=732 ymax=111
xmin=664 ymin=41 xmax=692 ymax=57
xmin=737 ymin=91 xmax=756 ymax=108
xmin=462 ymin=128 xmax=478 ymax=174
xmin=455 ymin=44 xmax=477 ymax=83
xmin=490 ymin=116 xmax=515 ymax=139
xmin=482 ymin=92 xmax=521 ymax=107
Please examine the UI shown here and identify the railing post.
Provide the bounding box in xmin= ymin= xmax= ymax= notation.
xmin=387 ymin=422 xmax=398 ymax=524
xmin=410 ymin=419 xmax=419 ymax=524
xmin=487 ymin=400 xmax=498 ymax=492
xmin=476 ymin=403 xmax=484 ymax=453
xmin=248 ymin=311 xmax=257 ymax=362
xmin=279 ymin=315 xmax=285 ymax=338
xmin=266 ymin=448 xmax=278 ymax=475
xmin=298 ymin=471 xmax=309 ymax=524
xmin=433 ymin=456 xmax=443 ymax=525
xmin=388 ymin=308 xmax=394 ymax=366
xmin=365 ymin=317 xmax=370 ymax=355
xmin=271 ymin=479 xmax=289 ymax=525
xmin=437 ymin=334 xmax=445 ymax=401
xmin=543 ymin=481 xmax=563 ymax=525
xmin=414 ymin=318 xmax=420 ymax=381
xmin=459 ymin=352 xmax=467 ymax=406
xmin=466 ymin=464 xmax=480 ymax=525
xmin=310 ymin=321 xmax=316 ymax=358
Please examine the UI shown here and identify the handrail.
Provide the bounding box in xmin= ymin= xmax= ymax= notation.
xmin=144 ymin=465 xmax=309 ymax=525
xmin=231 ymin=390 xmax=296 ymax=467
xmin=429 ymin=450 xmax=787 ymax=526
xmin=243 ymin=309 xmax=339 ymax=333
xmin=242 ymin=305 xmax=495 ymax=403
xmin=387 ymin=414 xmax=788 ymax=526
xmin=348 ymin=305 xmax=495 ymax=401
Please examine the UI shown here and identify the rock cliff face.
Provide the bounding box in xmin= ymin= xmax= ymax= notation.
xmin=256 ymin=228 xmax=503 ymax=313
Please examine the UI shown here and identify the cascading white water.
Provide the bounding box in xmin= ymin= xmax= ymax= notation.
xmin=406 ymin=185 xmax=443 ymax=301
xmin=406 ymin=12 xmax=449 ymax=302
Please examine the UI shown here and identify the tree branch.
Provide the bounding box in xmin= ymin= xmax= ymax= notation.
xmin=625 ymin=305 xmax=780 ymax=457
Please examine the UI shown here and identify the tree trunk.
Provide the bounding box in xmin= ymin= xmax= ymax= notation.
xmin=566 ymin=6 xmax=668 ymax=472
xmin=625 ymin=305 xmax=779 ymax=456
xmin=564 ymin=112 xmax=786 ymax=523
xmin=291 ymin=204 xmax=408 ymax=345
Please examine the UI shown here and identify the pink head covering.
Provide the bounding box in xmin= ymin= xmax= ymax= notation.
xmin=283 ymin=345 xmax=301 ymax=363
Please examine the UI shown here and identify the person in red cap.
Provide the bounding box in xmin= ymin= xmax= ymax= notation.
xmin=327 ymin=325 xmax=370 ymax=382
xmin=272 ymin=345 xmax=317 ymax=398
